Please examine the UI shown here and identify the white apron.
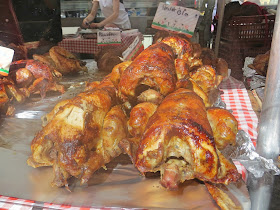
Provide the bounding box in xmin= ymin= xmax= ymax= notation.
xmin=99 ymin=0 xmax=131 ymax=29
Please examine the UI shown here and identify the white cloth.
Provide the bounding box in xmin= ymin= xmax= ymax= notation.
xmin=99 ymin=0 xmax=131 ymax=29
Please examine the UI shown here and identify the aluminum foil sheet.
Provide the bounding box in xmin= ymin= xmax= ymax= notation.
xmin=223 ymin=130 xmax=280 ymax=179
xmin=0 ymin=60 xmax=250 ymax=209
xmin=243 ymin=57 xmax=266 ymax=90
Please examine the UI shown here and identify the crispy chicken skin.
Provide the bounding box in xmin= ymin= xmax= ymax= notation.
xmin=248 ymin=51 xmax=270 ymax=76
xmin=137 ymin=89 xmax=163 ymax=105
xmin=102 ymin=61 xmax=132 ymax=88
xmin=127 ymin=102 xmax=158 ymax=137
xmin=33 ymin=53 xmax=63 ymax=78
xmin=135 ymin=89 xmax=240 ymax=190
xmin=15 ymin=68 xmax=34 ymax=87
xmin=161 ymin=36 xmax=193 ymax=58
xmin=161 ymin=36 xmax=203 ymax=70
xmin=175 ymin=78 xmax=211 ymax=107
xmin=49 ymin=46 xmax=88 ymax=75
xmin=190 ymin=65 xmax=219 ymax=94
xmin=118 ymin=42 xmax=176 ymax=102
xmin=80 ymin=104 xmax=128 ymax=184
xmin=11 ymin=59 xmax=65 ymax=98
xmin=205 ymin=183 xmax=242 ymax=210
xmin=27 ymin=78 xmax=128 ymax=187
xmin=174 ymin=58 xmax=190 ymax=80
xmin=22 ymin=60 xmax=55 ymax=81
xmin=0 ymin=83 xmax=9 ymax=110
xmin=207 ymin=108 xmax=238 ymax=150
xmin=119 ymin=102 xmax=158 ymax=164
xmin=33 ymin=53 xmax=56 ymax=68
xmin=27 ymin=35 xmax=238 ymax=200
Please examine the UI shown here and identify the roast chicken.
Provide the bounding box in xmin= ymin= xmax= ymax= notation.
xmin=118 ymin=35 xmax=224 ymax=109
xmin=0 ymin=46 xmax=89 ymax=116
xmin=133 ymin=89 xmax=239 ymax=190
xmin=27 ymin=34 xmax=240 ymax=209
xmin=33 ymin=46 xmax=88 ymax=75
xmin=9 ymin=59 xmax=65 ymax=99
xmin=27 ymin=76 xmax=128 ymax=187
xmin=248 ymin=50 xmax=270 ymax=76
xmin=48 ymin=46 xmax=88 ymax=75
xmin=118 ymin=42 xmax=177 ymax=105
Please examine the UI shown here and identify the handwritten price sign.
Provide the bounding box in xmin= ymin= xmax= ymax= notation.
xmin=152 ymin=3 xmax=200 ymax=37
xmin=0 ymin=46 xmax=14 ymax=76
xmin=97 ymin=30 xmax=121 ymax=46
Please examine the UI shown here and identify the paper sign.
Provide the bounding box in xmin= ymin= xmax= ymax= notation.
xmin=152 ymin=3 xmax=200 ymax=37
xmin=122 ymin=36 xmax=144 ymax=61
xmin=97 ymin=30 xmax=121 ymax=46
xmin=0 ymin=46 xmax=14 ymax=76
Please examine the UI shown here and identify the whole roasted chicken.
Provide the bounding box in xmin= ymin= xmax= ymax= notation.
xmin=27 ymin=65 xmax=129 ymax=188
xmin=133 ymin=89 xmax=239 ymax=190
xmin=33 ymin=46 xmax=88 ymax=75
xmin=27 ymin=34 xmax=241 ymax=209
xmin=10 ymin=59 xmax=65 ymax=98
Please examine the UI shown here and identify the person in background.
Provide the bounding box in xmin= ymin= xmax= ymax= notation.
xmin=82 ymin=0 xmax=131 ymax=30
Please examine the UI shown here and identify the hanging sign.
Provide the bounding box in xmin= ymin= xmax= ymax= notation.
xmin=97 ymin=30 xmax=121 ymax=46
xmin=152 ymin=3 xmax=200 ymax=38
xmin=0 ymin=46 xmax=14 ymax=76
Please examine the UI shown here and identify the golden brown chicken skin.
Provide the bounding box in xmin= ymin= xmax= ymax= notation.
xmin=11 ymin=59 xmax=65 ymax=98
xmin=207 ymin=108 xmax=238 ymax=150
xmin=127 ymin=102 xmax=158 ymax=137
xmin=118 ymin=42 xmax=177 ymax=102
xmin=49 ymin=46 xmax=88 ymax=75
xmin=161 ymin=36 xmax=193 ymax=58
xmin=135 ymin=89 xmax=240 ymax=190
xmin=119 ymin=102 xmax=158 ymax=165
xmin=27 ymin=79 xmax=123 ymax=187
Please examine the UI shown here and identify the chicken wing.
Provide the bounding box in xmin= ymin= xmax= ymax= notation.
xmin=119 ymin=102 xmax=158 ymax=164
xmin=80 ymin=104 xmax=128 ymax=184
xmin=207 ymin=108 xmax=238 ymax=150
xmin=190 ymin=65 xmax=221 ymax=94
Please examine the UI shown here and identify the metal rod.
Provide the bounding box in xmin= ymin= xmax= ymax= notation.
xmin=249 ymin=2 xmax=280 ymax=210
xmin=214 ymin=0 xmax=225 ymax=57
xmin=256 ymin=3 xmax=280 ymax=165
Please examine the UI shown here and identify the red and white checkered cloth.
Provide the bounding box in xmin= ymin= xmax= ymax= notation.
xmin=0 ymin=77 xmax=257 ymax=209
xmin=0 ymin=195 xmax=129 ymax=210
xmin=233 ymin=161 xmax=248 ymax=182
xmin=58 ymin=33 xmax=143 ymax=55
xmin=220 ymin=77 xmax=259 ymax=147
xmin=219 ymin=76 xmax=259 ymax=184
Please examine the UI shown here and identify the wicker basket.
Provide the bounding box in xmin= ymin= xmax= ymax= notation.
xmin=217 ymin=14 xmax=275 ymax=80
xmin=221 ymin=15 xmax=275 ymax=43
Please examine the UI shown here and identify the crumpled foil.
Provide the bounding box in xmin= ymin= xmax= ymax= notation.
xmin=222 ymin=130 xmax=280 ymax=179
xmin=242 ymin=57 xmax=266 ymax=90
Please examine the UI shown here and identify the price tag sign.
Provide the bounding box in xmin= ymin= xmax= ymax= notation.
xmin=0 ymin=46 xmax=14 ymax=76
xmin=97 ymin=30 xmax=121 ymax=46
xmin=152 ymin=3 xmax=200 ymax=38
